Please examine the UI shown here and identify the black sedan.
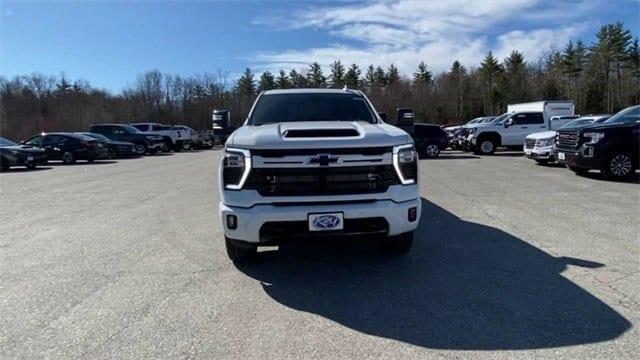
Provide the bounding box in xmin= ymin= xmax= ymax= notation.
xmin=1 ymin=137 xmax=47 ymax=171
xmin=76 ymin=132 xmax=137 ymax=159
xmin=23 ymin=132 xmax=108 ymax=164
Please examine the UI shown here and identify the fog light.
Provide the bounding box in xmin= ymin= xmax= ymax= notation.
xmin=227 ymin=215 xmax=237 ymax=230
xmin=408 ymin=207 xmax=417 ymax=222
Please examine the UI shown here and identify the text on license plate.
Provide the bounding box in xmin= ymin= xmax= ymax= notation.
xmin=308 ymin=212 xmax=344 ymax=231
xmin=558 ymin=152 xmax=565 ymax=160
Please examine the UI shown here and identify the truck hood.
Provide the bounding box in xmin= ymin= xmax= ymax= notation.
xmin=526 ymin=130 xmax=556 ymax=140
xmin=466 ymin=123 xmax=498 ymax=130
xmin=226 ymin=121 xmax=411 ymax=150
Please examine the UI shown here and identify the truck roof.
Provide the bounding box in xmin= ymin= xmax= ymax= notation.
xmin=261 ymin=88 xmax=364 ymax=96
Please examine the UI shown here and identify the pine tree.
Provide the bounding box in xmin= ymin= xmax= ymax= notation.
xmin=373 ymin=66 xmax=387 ymax=86
xmin=289 ymin=69 xmax=307 ymax=88
xmin=276 ymin=70 xmax=291 ymax=89
xmin=329 ymin=60 xmax=346 ymax=88
xmin=448 ymin=61 xmax=467 ymax=120
xmin=344 ymin=64 xmax=361 ymax=88
xmin=306 ymin=62 xmax=326 ymax=88
xmin=258 ymin=71 xmax=276 ymax=92
xmin=591 ymin=22 xmax=633 ymax=111
xmin=479 ymin=52 xmax=503 ymax=113
xmin=413 ymin=61 xmax=433 ymax=86
xmin=234 ymin=68 xmax=256 ymax=96
xmin=386 ymin=64 xmax=400 ymax=85
xmin=364 ymin=65 xmax=376 ymax=88
xmin=504 ymin=51 xmax=527 ymax=102
xmin=628 ymin=38 xmax=640 ymax=103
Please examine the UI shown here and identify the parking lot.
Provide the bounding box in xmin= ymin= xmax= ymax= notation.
xmin=1 ymin=150 xmax=639 ymax=359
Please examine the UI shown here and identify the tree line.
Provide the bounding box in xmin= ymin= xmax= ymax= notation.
xmin=1 ymin=22 xmax=637 ymax=141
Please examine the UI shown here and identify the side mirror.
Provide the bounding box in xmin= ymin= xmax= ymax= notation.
xmin=378 ymin=112 xmax=388 ymax=121
xmin=504 ymin=118 xmax=514 ymax=128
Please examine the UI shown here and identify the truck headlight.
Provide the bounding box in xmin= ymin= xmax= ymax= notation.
xmin=468 ymin=128 xmax=477 ymax=134
xmin=584 ymin=132 xmax=605 ymax=144
xmin=222 ymin=148 xmax=251 ymax=190
xmin=536 ymin=137 xmax=555 ymax=147
xmin=393 ymin=144 xmax=417 ymax=185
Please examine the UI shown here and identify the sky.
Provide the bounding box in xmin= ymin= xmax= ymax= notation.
xmin=1 ymin=0 xmax=639 ymax=92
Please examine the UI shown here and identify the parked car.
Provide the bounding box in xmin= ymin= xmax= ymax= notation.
xmin=75 ymin=132 xmax=137 ymax=159
xmin=524 ymin=115 xmax=610 ymax=165
xmin=219 ymin=88 xmax=420 ymax=262
xmin=89 ymin=124 xmax=164 ymax=155
xmin=556 ymin=105 xmax=639 ymax=179
xmin=465 ymin=101 xmax=576 ymax=155
xmin=446 ymin=116 xmax=494 ymax=150
xmin=0 ymin=136 xmax=47 ymax=171
xmin=131 ymin=123 xmax=191 ymax=151
xmin=408 ymin=124 xmax=448 ymax=158
xmin=171 ymin=125 xmax=213 ymax=149
xmin=22 ymin=132 xmax=108 ymax=164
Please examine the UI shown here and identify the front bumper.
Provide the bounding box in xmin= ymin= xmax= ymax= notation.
xmin=219 ymin=197 xmax=421 ymax=243
xmin=556 ymin=145 xmax=601 ymax=169
xmin=524 ymin=145 xmax=555 ymax=160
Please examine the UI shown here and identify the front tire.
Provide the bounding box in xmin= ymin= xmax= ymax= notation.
xmin=380 ymin=231 xmax=414 ymax=255
xmin=424 ymin=144 xmax=440 ymax=158
xmin=62 ymin=151 xmax=76 ymax=164
xmin=134 ymin=143 xmax=147 ymax=155
xmin=602 ymin=152 xmax=635 ymax=180
xmin=474 ymin=138 xmax=496 ymax=155
xmin=225 ymin=237 xmax=257 ymax=263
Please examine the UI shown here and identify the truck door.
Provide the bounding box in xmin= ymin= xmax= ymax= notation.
xmin=502 ymin=112 xmax=544 ymax=146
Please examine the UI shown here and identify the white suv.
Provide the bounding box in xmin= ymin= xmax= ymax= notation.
xmin=218 ymin=89 xmax=421 ymax=262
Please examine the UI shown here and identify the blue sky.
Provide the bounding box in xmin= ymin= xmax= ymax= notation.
xmin=2 ymin=0 xmax=638 ymax=92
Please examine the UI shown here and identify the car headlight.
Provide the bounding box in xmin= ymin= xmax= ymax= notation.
xmin=536 ymin=137 xmax=555 ymax=147
xmin=393 ymin=144 xmax=417 ymax=185
xmin=584 ymin=132 xmax=605 ymax=144
xmin=222 ymin=148 xmax=251 ymax=190
xmin=468 ymin=128 xmax=477 ymax=134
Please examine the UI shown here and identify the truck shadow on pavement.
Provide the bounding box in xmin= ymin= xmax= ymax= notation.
xmin=236 ymin=198 xmax=631 ymax=350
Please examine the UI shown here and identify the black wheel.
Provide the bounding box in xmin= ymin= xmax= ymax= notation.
xmin=535 ymin=159 xmax=549 ymax=165
xmin=134 ymin=143 xmax=147 ymax=155
xmin=26 ymin=162 xmax=37 ymax=169
xmin=380 ymin=231 xmax=414 ymax=255
xmin=162 ymin=140 xmax=172 ymax=152
xmin=183 ymin=142 xmax=192 ymax=151
xmin=1 ymin=158 xmax=10 ymax=171
xmin=424 ymin=143 xmax=440 ymax=158
xmin=567 ymin=165 xmax=589 ymax=175
xmin=62 ymin=151 xmax=76 ymax=164
xmin=602 ymin=152 xmax=634 ymax=179
xmin=474 ymin=138 xmax=496 ymax=155
xmin=225 ymin=237 xmax=257 ymax=263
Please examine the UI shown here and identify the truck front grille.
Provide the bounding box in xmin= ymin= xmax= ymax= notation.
xmin=556 ymin=131 xmax=581 ymax=150
xmin=244 ymin=165 xmax=400 ymax=196
xmin=524 ymin=139 xmax=536 ymax=149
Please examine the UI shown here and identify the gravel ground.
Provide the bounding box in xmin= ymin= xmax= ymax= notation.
xmin=1 ymin=150 xmax=638 ymax=359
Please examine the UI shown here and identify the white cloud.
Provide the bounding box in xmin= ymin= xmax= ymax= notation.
xmin=253 ymin=0 xmax=600 ymax=76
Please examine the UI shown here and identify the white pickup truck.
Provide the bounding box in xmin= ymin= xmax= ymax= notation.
xmin=131 ymin=123 xmax=191 ymax=151
xmin=465 ymin=101 xmax=575 ymax=155
xmin=218 ymin=88 xmax=420 ymax=262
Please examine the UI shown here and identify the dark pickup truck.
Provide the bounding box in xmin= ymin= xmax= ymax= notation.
xmin=555 ymin=105 xmax=639 ymax=179
xmin=407 ymin=124 xmax=448 ymax=158
xmin=89 ymin=124 xmax=165 ymax=155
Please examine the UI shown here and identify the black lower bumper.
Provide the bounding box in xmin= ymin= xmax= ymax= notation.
xmin=556 ymin=148 xmax=601 ymax=169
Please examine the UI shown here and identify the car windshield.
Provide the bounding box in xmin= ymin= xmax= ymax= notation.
xmin=561 ymin=118 xmax=595 ymax=128
xmin=84 ymin=133 xmax=109 ymax=141
xmin=602 ymin=105 xmax=640 ymax=125
xmin=0 ymin=137 xmax=18 ymax=146
xmin=123 ymin=125 xmax=141 ymax=133
xmin=249 ymin=92 xmax=376 ymax=125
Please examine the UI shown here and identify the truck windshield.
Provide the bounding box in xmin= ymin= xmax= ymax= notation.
xmin=602 ymin=105 xmax=640 ymax=125
xmin=489 ymin=113 xmax=510 ymax=124
xmin=249 ymin=93 xmax=377 ymax=125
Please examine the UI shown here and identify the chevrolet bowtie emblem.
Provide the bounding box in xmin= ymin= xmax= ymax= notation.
xmin=309 ymin=154 xmax=340 ymax=166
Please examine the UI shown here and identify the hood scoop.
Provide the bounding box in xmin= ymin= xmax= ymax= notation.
xmin=283 ymin=128 xmax=360 ymax=138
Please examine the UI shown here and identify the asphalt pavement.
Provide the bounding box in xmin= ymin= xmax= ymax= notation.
xmin=1 ymin=150 xmax=638 ymax=359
